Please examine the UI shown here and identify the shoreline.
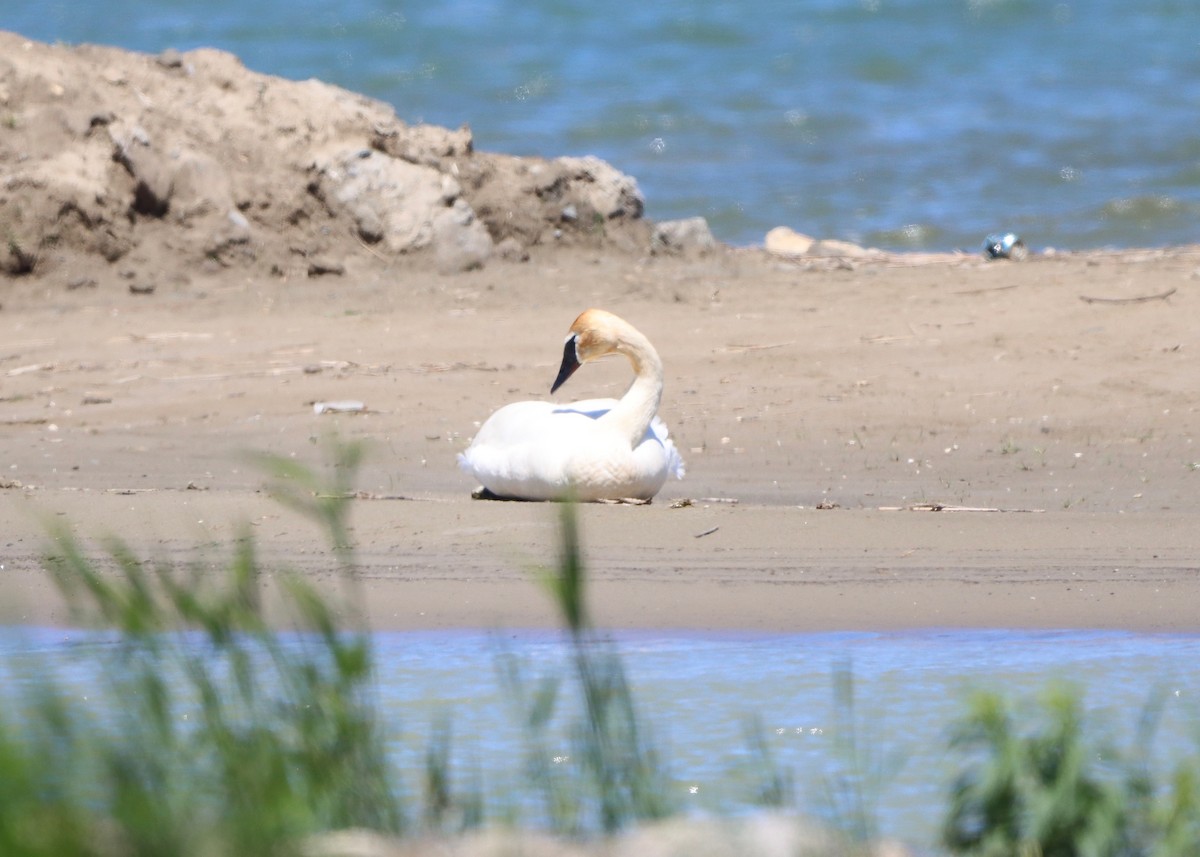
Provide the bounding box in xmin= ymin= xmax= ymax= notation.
xmin=6 ymin=494 xmax=1199 ymax=634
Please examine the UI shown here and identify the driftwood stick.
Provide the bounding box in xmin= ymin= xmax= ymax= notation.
xmin=1079 ymin=287 xmax=1177 ymax=305
xmin=878 ymin=503 xmax=1045 ymax=513
xmin=718 ymin=342 xmax=793 ymax=354
xmin=953 ymin=283 xmax=1019 ymax=296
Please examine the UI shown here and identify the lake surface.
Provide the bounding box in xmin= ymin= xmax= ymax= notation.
xmin=8 ymin=0 xmax=1200 ymax=251
xmin=3 ymin=626 xmax=1197 ymax=851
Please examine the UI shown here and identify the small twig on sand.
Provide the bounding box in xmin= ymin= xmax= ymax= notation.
xmin=717 ymin=342 xmax=793 ymax=354
xmin=953 ymin=283 xmax=1019 ymax=296
xmin=6 ymin=362 xmax=55 ymax=376
xmin=1079 ymin=287 xmax=1177 ymax=305
xmin=879 ymin=503 xmax=1044 ymax=513
xmin=355 ymin=235 xmax=390 ymax=262
xmin=694 ymin=526 xmax=720 ymax=539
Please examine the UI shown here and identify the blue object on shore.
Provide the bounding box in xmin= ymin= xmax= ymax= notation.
xmin=984 ymin=232 xmax=1027 ymax=260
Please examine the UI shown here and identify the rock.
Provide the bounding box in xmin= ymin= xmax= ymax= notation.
xmin=352 ymin=203 xmax=386 ymax=244
xmin=110 ymin=125 xmax=172 ymax=217
xmin=764 ymin=226 xmax=815 ymax=257
xmin=1 ymin=234 xmax=38 ymax=275
xmin=168 ymin=150 xmax=235 ymax=223
xmin=495 ymin=237 xmax=530 ymax=262
xmin=652 ymin=217 xmax=717 ymax=255
xmin=307 ymin=256 xmax=345 ymax=277
xmin=434 ymin=198 xmax=493 ymax=273
xmin=204 ymin=209 xmax=254 ymax=266
xmin=2 ymin=141 xmax=134 ymax=271
xmin=0 ymin=31 xmax=654 ymax=284
xmin=155 ymin=48 xmax=184 ymax=70
xmin=313 ymin=146 xmax=492 ymax=265
xmin=371 ymin=122 xmax=474 ymax=167
xmin=556 ymin=155 xmax=644 ymax=220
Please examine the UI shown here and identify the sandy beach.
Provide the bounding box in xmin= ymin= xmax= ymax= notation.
xmin=4 ymin=245 xmax=1199 ymax=633
xmin=2 ymin=33 xmax=1198 ymax=635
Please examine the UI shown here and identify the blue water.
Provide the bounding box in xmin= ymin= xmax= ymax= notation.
xmin=3 ymin=626 xmax=1198 ymax=851
xmin=8 ymin=1 xmax=1200 ymax=252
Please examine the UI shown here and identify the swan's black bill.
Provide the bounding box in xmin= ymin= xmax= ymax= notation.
xmin=551 ymin=335 xmax=581 ymax=393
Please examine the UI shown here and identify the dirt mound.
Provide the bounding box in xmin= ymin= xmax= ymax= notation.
xmin=0 ymin=31 xmax=659 ymax=287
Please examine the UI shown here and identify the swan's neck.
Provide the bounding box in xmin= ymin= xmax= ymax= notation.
xmin=602 ymin=332 xmax=663 ymax=447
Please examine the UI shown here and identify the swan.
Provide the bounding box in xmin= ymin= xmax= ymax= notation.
xmin=458 ymin=309 xmax=685 ymax=502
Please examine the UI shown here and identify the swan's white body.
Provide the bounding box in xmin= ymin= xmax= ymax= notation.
xmin=458 ymin=310 xmax=684 ymax=502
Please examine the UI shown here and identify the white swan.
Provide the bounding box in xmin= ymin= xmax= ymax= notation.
xmin=458 ymin=309 xmax=685 ymax=502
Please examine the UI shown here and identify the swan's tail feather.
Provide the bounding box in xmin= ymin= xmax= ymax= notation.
xmin=650 ymin=416 xmax=685 ymax=479
xmin=667 ymin=443 xmax=686 ymax=479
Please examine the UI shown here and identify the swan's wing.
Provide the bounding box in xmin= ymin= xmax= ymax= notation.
xmin=459 ymin=401 xmax=610 ymax=499
xmin=462 ymin=401 xmax=561 ymax=452
xmin=459 ymin=397 xmax=683 ymax=500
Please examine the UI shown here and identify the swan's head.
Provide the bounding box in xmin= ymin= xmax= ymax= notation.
xmin=551 ymin=308 xmax=634 ymax=394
